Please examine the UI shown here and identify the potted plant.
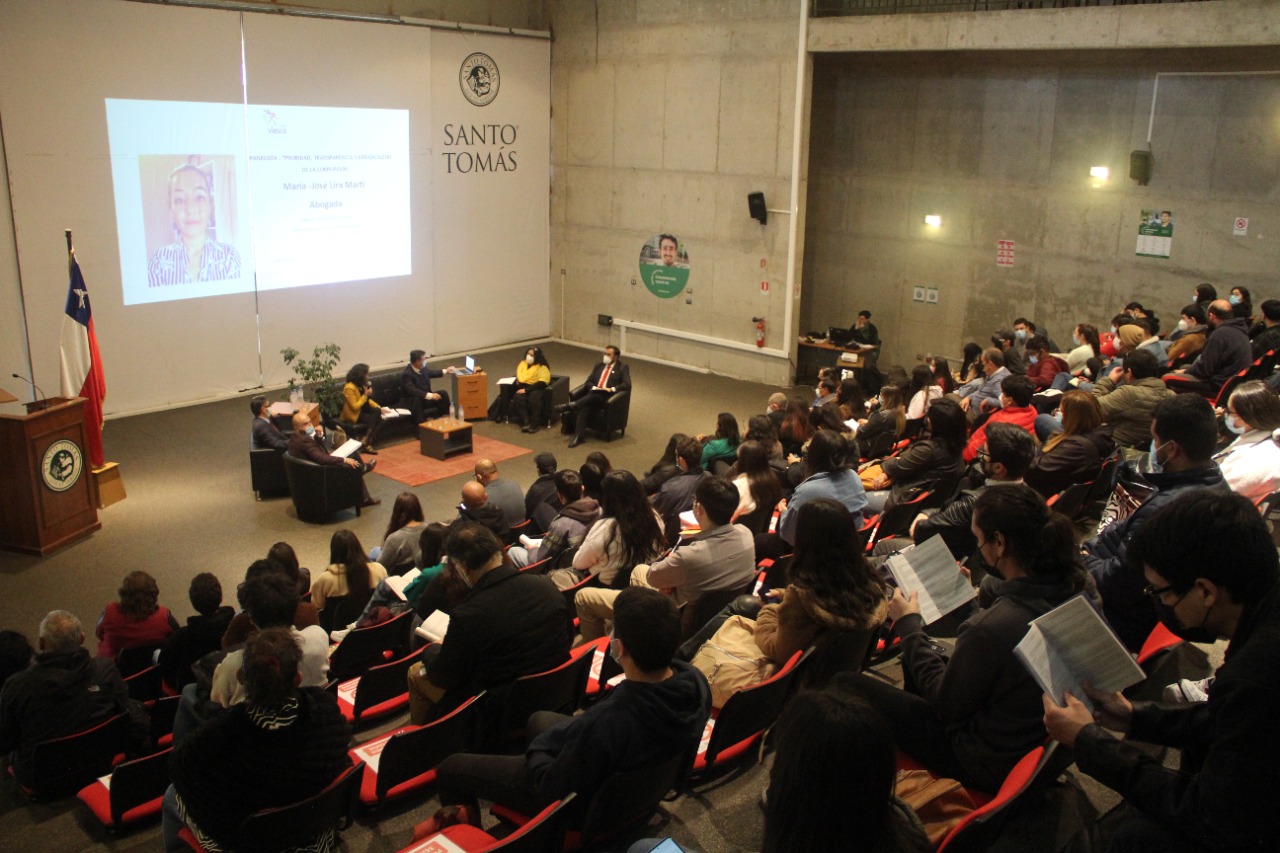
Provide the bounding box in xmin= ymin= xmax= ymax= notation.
xmin=281 ymin=343 xmax=343 ymax=422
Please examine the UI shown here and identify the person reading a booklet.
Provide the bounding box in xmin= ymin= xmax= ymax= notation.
xmin=1042 ymin=490 xmax=1279 ymax=853
xmin=834 ymin=485 xmax=1096 ymax=792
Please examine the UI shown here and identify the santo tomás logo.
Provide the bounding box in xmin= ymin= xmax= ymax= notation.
xmin=262 ymin=109 xmax=287 ymax=135
xmin=41 ymin=439 xmax=83 ymax=493
xmin=459 ymin=53 xmax=500 ymax=107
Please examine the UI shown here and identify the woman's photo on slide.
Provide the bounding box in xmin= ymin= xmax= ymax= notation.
xmin=141 ymin=155 xmax=243 ymax=287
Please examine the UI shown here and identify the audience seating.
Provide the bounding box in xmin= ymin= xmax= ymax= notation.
xmin=76 ymin=746 xmax=172 ymax=831
xmin=492 ymin=750 xmax=688 ymax=852
xmin=150 ymin=694 xmax=181 ymax=748
xmin=349 ymin=693 xmax=484 ymax=809
xmin=678 ymin=578 xmax=756 ymax=642
xmin=560 ymin=383 xmax=630 ymax=442
xmin=404 ymin=794 xmax=576 ymax=853
xmin=755 ymin=554 xmax=792 ymax=594
xmin=283 ymin=452 xmax=365 ymax=522
xmin=798 ymin=626 xmax=876 ymax=690
xmin=318 ymin=589 xmax=376 ymax=636
xmin=518 ymin=556 xmax=553 ymax=575
xmin=935 ymin=743 xmax=1060 ymax=853
xmin=116 ymin=645 xmax=162 ymax=678
xmin=16 ymin=712 xmax=128 ymax=800
xmin=863 ymin=489 xmax=935 ymax=551
xmin=1045 ymin=480 xmax=1093 ymax=520
xmin=689 ymin=648 xmax=808 ymax=783
xmin=178 ymin=760 xmax=364 ymax=853
xmin=1213 ymin=349 xmax=1279 ymax=407
xmin=334 ymin=647 xmax=419 ymax=724
xmin=562 ymin=572 xmax=604 ymax=638
xmin=328 ymin=609 xmax=413 ymax=682
xmin=489 ymin=638 xmax=607 ymax=748
xmin=249 ymin=447 xmax=289 ymax=499
xmin=122 ymin=664 xmax=165 ymax=703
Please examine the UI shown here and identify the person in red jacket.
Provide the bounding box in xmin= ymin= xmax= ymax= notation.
xmin=1023 ymin=335 xmax=1069 ymax=392
xmin=96 ymin=571 xmax=178 ymax=660
xmin=964 ymin=375 xmax=1038 ymax=463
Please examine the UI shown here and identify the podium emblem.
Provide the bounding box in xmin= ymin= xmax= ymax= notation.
xmin=41 ymin=439 xmax=84 ymax=492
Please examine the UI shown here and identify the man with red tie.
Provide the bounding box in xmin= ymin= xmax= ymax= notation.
xmin=556 ymin=345 xmax=631 ymax=449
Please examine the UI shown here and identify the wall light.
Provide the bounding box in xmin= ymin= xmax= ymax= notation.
xmin=924 ymin=214 xmax=942 ymax=228
xmin=1090 ymin=166 xmax=1110 ymax=181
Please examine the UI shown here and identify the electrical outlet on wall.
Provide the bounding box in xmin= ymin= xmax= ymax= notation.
xmin=926 ymin=288 xmax=939 ymax=304
xmin=913 ymin=286 xmax=925 ymax=302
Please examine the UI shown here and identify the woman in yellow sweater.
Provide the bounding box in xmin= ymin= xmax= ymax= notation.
xmin=496 ymin=346 xmax=552 ymax=433
xmin=339 ymin=362 xmax=389 ymax=453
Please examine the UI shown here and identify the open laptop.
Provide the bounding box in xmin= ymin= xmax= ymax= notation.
xmin=456 ymin=354 xmax=477 ymax=375
xmin=827 ymin=326 xmax=852 ymax=346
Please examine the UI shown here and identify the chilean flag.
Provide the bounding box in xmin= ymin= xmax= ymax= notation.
xmin=59 ymin=258 xmax=106 ymax=468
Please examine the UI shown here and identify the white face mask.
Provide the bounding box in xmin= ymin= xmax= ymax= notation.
xmin=607 ymin=632 xmax=623 ymax=665
xmin=1177 ymin=319 xmax=1189 ymax=332
xmin=1111 ymin=326 xmax=1118 ymax=337
xmin=602 ymin=355 xmax=613 ymax=365
xmin=525 ymin=354 xmax=535 ymax=365
xmin=1226 ymin=415 xmax=1248 ymax=435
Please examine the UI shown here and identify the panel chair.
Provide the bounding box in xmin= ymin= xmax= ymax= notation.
xmin=178 ymin=760 xmax=364 ymax=853
xmin=328 ymin=609 xmax=413 ymax=682
xmin=16 ymin=712 xmax=128 ymax=800
xmin=77 ymin=746 xmax=172 ymax=832
xmin=349 ymin=693 xmax=484 ymax=809
xmin=333 ymin=646 xmax=419 ymax=725
xmin=689 ymin=648 xmax=809 ymax=784
xmin=399 ymin=794 xmax=575 ymax=853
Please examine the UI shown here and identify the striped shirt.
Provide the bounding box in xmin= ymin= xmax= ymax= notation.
xmin=147 ymin=239 xmax=242 ymax=287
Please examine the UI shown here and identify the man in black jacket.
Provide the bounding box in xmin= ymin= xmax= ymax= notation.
xmin=417 ymin=587 xmax=710 ymax=836
xmin=249 ymin=395 xmax=288 ymax=451
xmin=1044 ymin=490 xmax=1279 ymax=853
xmin=0 ymin=610 xmax=146 ymax=787
xmin=556 ymin=345 xmax=631 ymax=449
xmin=1163 ymin=299 xmax=1251 ymax=396
xmin=398 ymin=348 xmax=452 ymax=421
xmin=407 ymin=524 xmax=568 ymax=724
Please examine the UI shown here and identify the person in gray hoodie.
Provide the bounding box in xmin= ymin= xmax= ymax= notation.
xmin=508 ymin=470 xmax=602 ymax=578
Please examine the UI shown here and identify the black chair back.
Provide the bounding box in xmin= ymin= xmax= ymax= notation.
xmin=350 ymin=648 xmax=418 ymax=723
xmin=679 ymin=580 xmax=755 ymax=641
xmin=492 ymin=641 xmax=600 ymax=747
xmin=376 ymin=693 xmax=484 ymax=805
xmin=116 ymin=645 xmax=161 ymax=678
xmin=578 ymin=750 xmax=688 ymax=846
xmin=122 ymin=665 xmax=164 ymax=703
xmin=107 ymin=747 xmax=172 ymax=826
xmin=701 ymin=648 xmax=809 ymax=771
xmin=26 ymin=712 xmax=127 ymax=799
xmin=318 ymin=591 xmax=375 ymax=636
xmin=328 ymin=609 xmax=412 ymax=681
xmin=238 ymin=760 xmax=363 ymax=853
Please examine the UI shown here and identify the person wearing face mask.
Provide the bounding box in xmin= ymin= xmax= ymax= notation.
xmin=1024 ymin=391 xmax=1114 ymax=498
xmin=1089 ymin=350 xmax=1174 ymax=456
xmin=837 ymin=484 xmax=1096 ymax=793
xmin=1213 ymin=381 xmax=1280 ymax=504
xmin=1228 ymin=285 xmax=1252 ymax=322
xmin=1082 ymin=394 xmax=1227 ymax=653
xmin=406 ymin=523 xmax=568 ymax=725
xmin=284 ymin=411 xmax=379 ymax=508
xmin=1022 ymin=334 xmax=1069 ymax=392
xmin=1165 ymin=304 xmax=1208 ymax=368
xmin=494 ymin=346 xmax=552 ymax=433
xmin=1163 ymin=300 xmax=1252 ymax=396
xmin=414 ymin=587 xmax=709 ymax=840
xmin=962 ymin=375 xmax=1038 ymax=463
xmin=1043 ymin=489 xmax=1280 ymax=853
xmin=555 ymin=345 xmax=632 ymax=449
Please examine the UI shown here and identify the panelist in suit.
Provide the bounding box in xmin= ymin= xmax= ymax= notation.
xmin=285 ymin=412 xmax=379 ymax=508
xmin=556 ymin=345 xmax=631 ymax=449
xmin=249 ymin=396 xmax=288 ymax=451
xmin=399 ymin=349 xmax=456 ymax=421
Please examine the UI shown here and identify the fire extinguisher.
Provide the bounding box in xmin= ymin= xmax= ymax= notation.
xmin=753 ymin=316 xmax=766 ymax=348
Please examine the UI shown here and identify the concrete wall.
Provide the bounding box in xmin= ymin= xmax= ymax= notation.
xmin=547 ymin=0 xmax=803 ymax=386
xmin=229 ymin=0 xmax=546 ymax=28
xmin=803 ymin=46 xmax=1280 ymax=369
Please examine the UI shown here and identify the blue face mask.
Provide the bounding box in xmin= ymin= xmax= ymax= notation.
xmin=1072 ymin=334 xmax=1082 ymax=347
xmin=1028 ymin=355 xmax=1038 ymax=365
xmin=1015 ymin=329 xmax=1028 ymax=341
xmin=607 ymin=632 xmax=623 ymax=666
xmin=305 ymin=425 xmax=316 ymax=438
xmin=1053 ymin=410 xmax=1063 ymax=424
xmin=1229 ymin=294 xmax=1242 ymax=306
xmin=1149 ymin=439 xmax=1166 ymax=474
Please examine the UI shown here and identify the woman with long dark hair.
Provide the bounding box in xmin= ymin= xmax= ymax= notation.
xmin=373 ymin=492 xmax=426 ymax=569
xmin=311 ymin=529 xmax=386 ymax=613
xmin=763 ymin=689 xmax=930 ymax=853
xmin=339 ymin=362 xmax=388 ymax=453
xmin=1215 ymin=380 xmax=1280 ymax=503
xmin=836 ymin=377 xmax=866 ymax=422
xmin=908 ymin=365 xmax=943 ymax=420
xmin=1066 ymin=323 xmax=1101 ymax=378
xmin=1024 ymin=391 xmax=1113 ymax=497
xmin=642 ymin=433 xmax=688 ymax=495
xmin=572 ymin=470 xmax=665 ymax=588
xmin=864 ymin=397 xmax=967 ymax=514
xmin=838 ymin=484 xmax=1093 ymax=791
xmin=496 ymin=346 xmax=552 ymax=433
xmin=699 ymin=412 xmax=741 ymax=470
xmin=778 ymin=397 xmax=812 ymax=458
xmin=856 ymin=385 xmax=906 ymax=461
xmin=931 ymin=357 xmax=956 ymax=395
xmin=728 ymin=439 xmax=783 ymax=531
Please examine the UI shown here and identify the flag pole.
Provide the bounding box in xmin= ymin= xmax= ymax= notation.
xmin=66 ymin=228 xmax=73 ymax=270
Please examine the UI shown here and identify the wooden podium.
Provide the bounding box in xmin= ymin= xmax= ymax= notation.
xmin=0 ymin=396 xmax=101 ymax=555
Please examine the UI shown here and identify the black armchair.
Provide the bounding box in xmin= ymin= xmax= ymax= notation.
xmin=250 ymin=448 xmax=289 ymax=499
xmin=282 ymin=453 xmax=365 ymax=522
xmin=560 ymin=383 xmax=630 ymax=441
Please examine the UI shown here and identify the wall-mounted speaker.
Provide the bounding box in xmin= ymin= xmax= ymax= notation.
xmin=747 ymin=191 xmax=767 ymax=225
xmin=1129 ymin=150 xmax=1153 ymax=186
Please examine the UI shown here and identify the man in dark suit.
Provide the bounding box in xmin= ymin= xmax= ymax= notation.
xmin=398 ymin=349 xmax=453 ymax=421
xmin=249 ymin=396 xmax=288 ymax=451
xmin=285 ymin=411 xmax=379 ymax=508
xmin=555 ymin=345 xmax=631 ymax=448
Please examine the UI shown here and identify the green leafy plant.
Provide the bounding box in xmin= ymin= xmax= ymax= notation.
xmin=281 ymin=343 xmax=343 ymax=421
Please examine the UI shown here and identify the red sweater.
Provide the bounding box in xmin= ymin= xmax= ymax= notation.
xmin=96 ymin=602 xmax=177 ymax=659
xmin=964 ymin=405 xmax=1038 ymax=463
xmin=1026 ymin=355 xmax=1069 ymax=391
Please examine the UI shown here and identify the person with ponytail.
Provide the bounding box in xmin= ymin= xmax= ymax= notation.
xmin=311 ymin=529 xmax=386 ymax=615
xmin=835 ymin=484 xmax=1096 ymax=792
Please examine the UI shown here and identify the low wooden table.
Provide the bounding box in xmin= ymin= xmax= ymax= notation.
xmin=419 ymin=417 xmax=473 ymax=460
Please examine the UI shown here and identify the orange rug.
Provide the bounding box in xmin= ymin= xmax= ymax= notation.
xmin=370 ymin=434 xmax=533 ymax=487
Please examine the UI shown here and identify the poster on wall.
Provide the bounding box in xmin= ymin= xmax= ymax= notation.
xmin=639 ymin=233 xmax=689 ymax=299
xmin=1136 ymin=209 xmax=1174 ymax=258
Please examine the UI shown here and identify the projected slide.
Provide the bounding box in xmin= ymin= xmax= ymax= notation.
xmin=106 ymin=99 xmax=410 ymax=305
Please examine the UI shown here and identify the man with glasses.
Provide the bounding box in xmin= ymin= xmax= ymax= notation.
xmin=1043 ymin=489 xmax=1278 ymax=853
xmin=1082 ymin=394 xmax=1227 ymax=652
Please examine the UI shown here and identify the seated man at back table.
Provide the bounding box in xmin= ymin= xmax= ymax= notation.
xmin=399 ymin=348 xmax=456 ymax=421
xmin=285 ymin=411 xmax=379 ymax=508
xmin=555 ymin=345 xmax=631 ymax=449
xmin=249 ymin=395 xmax=288 ymax=451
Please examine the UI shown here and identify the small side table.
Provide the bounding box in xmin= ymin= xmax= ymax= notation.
xmin=419 ymin=417 xmax=473 ymax=460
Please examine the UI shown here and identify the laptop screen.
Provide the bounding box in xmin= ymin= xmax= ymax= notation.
xmin=465 ymin=354 xmax=476 ymax=372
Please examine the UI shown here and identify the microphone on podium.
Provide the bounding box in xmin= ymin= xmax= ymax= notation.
xmin=10 ymin=373 xmax=49 ymax=411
